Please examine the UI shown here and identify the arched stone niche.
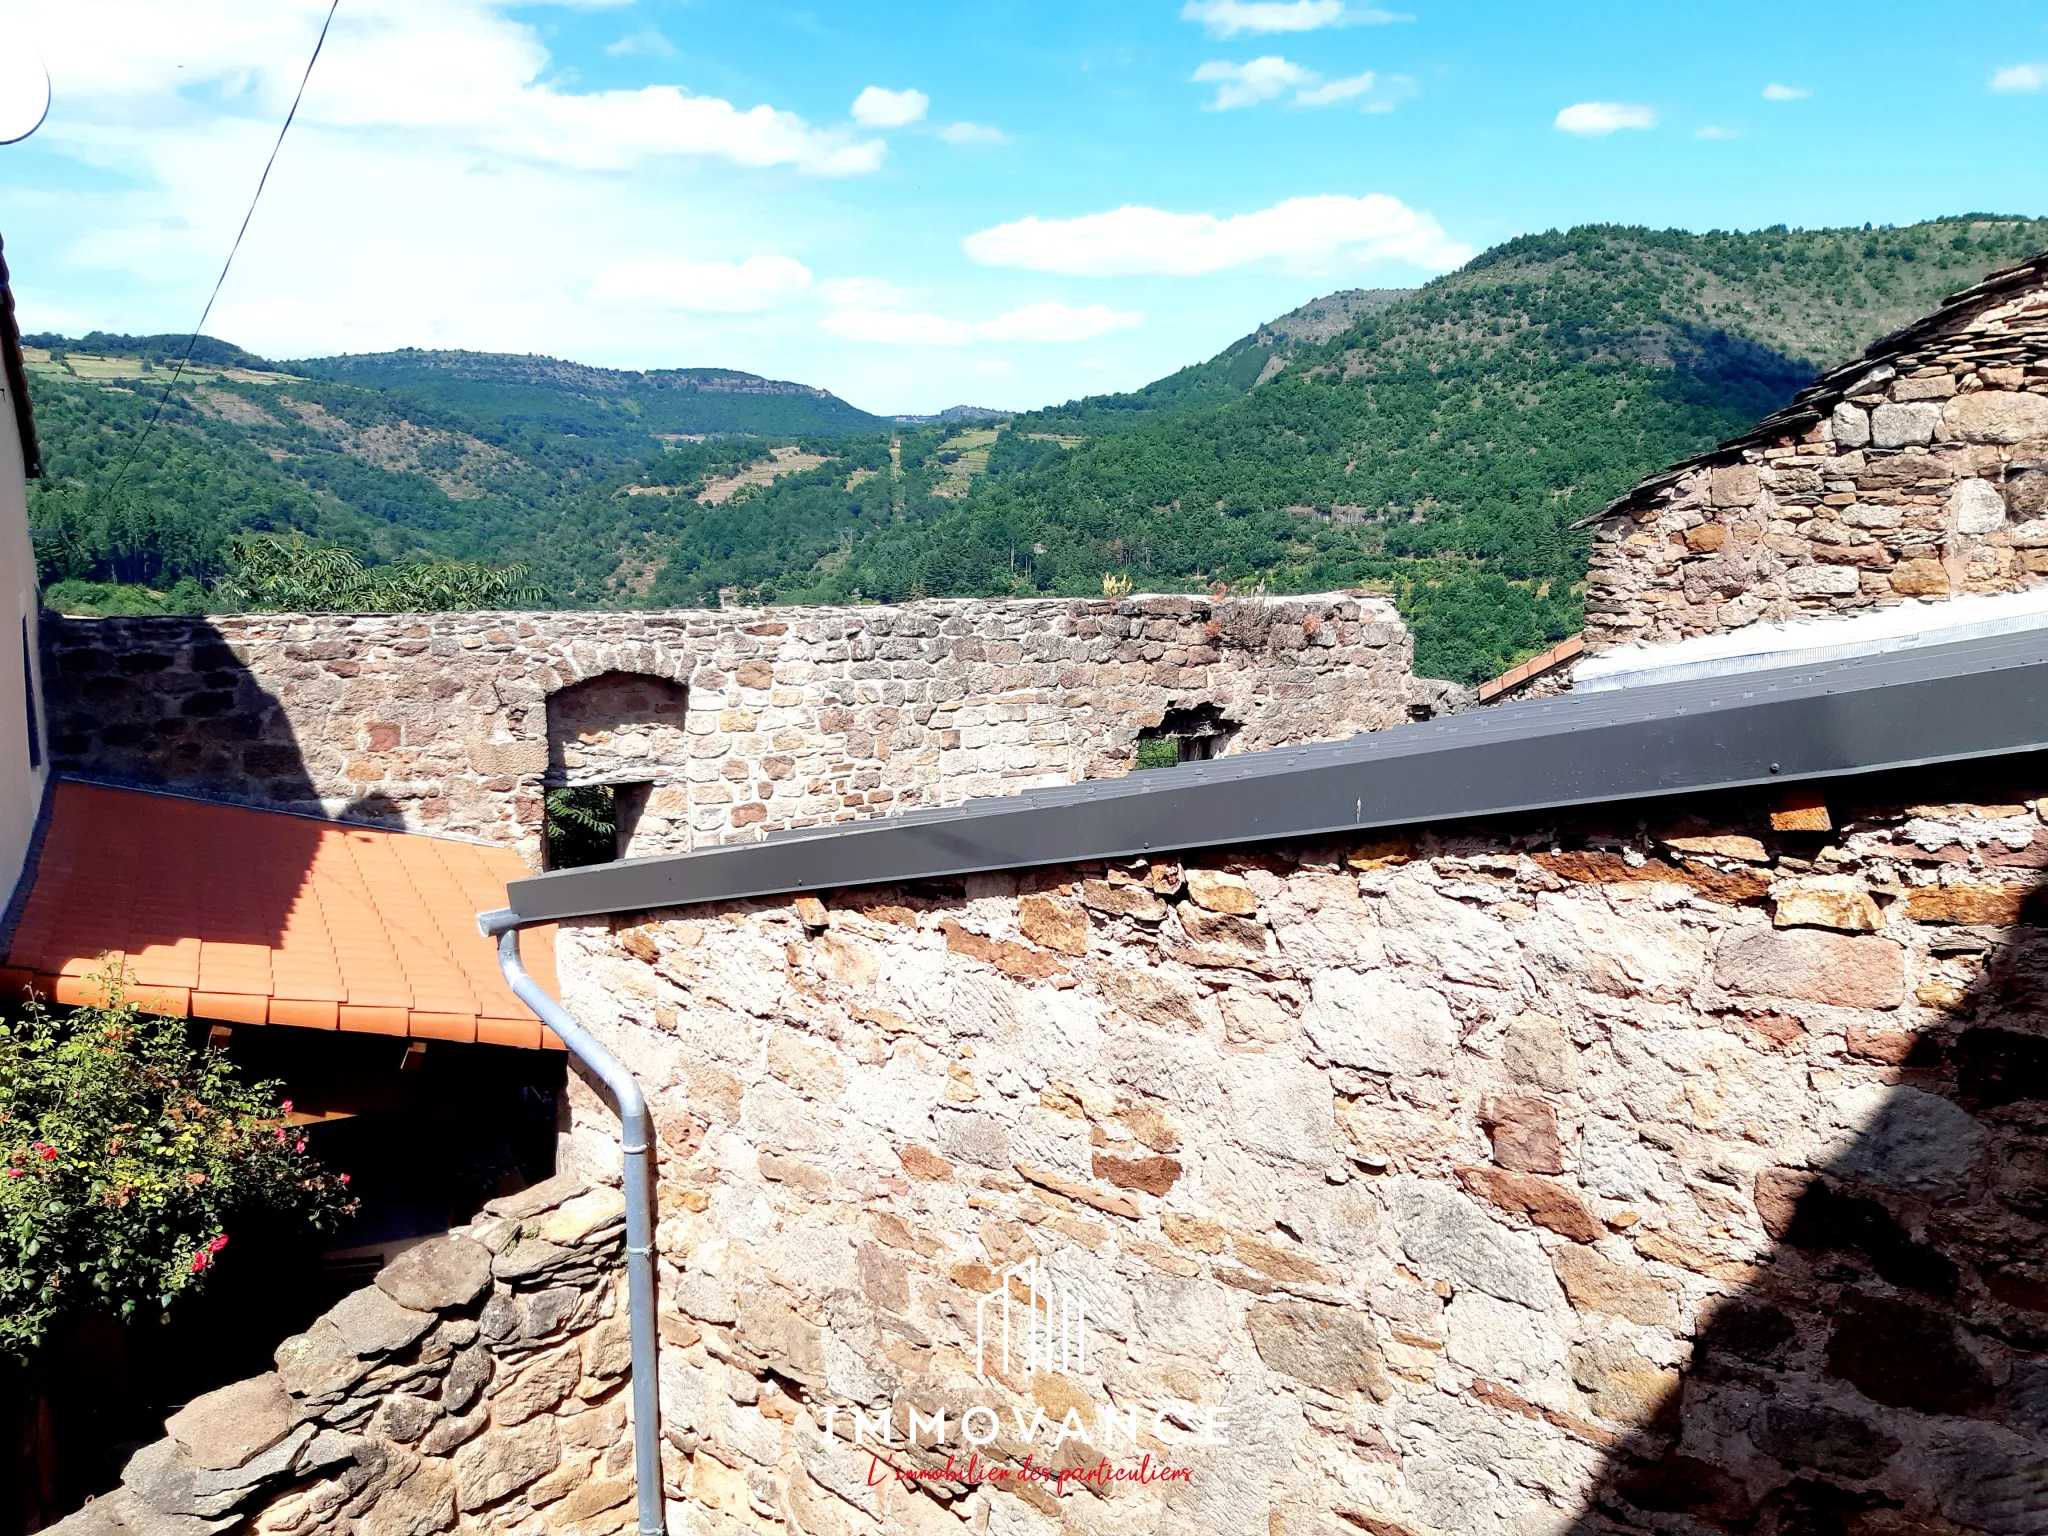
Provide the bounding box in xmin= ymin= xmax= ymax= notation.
xmin=544 ymin=671 xmax=692 ymax=859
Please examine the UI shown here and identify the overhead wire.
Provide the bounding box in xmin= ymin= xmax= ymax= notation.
xmin=80 ymin=0 xmax=341 ymax=526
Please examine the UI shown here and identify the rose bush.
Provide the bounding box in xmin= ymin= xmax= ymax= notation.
xmin=0 ymin=971 xmax=354 ymax=1357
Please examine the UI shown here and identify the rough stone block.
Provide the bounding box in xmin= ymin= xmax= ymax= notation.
xmin=452 ymin=1420 xmax=561 ymax=1511
xmin=1949 ymin=476 xmax=2010 ymax=534
xmin=1713 ymin=925 xmax=1903 ymax=1008
xmin=1871 ymin=402 xmax=1942 ymax=447
xmin=1945 ymin=389 xmax=2048 ymax=444
xmin=375 ymin=1236 xmax=493 ymax=1313
xmin=1247 ymin=1299 xmax=1390 ymax=1400
xmin=164 ymin=1374 xmax=296 ymax=1472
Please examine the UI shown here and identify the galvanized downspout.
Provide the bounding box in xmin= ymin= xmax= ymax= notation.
xmin=478 ymin=909 xmax=665 ymax=1536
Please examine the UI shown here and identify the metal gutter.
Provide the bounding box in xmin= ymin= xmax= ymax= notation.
xmin=477 ymin=911 xmax=665 ymax=1536
xmin=498 ymin=621 xmax=2048 ymax=925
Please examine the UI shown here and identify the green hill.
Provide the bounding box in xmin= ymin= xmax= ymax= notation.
xmin=26 ymin=216 xmax=2048 ymax=682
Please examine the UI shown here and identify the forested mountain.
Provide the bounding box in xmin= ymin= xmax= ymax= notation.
xmin=26 ymin=216 xmax=2048 ymax=681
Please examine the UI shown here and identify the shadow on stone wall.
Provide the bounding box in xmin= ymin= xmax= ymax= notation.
xmin=41 ymin=616 xmax=328 ymax=819
xmin=1559 ymin=780 xmax=2048 ymax=1536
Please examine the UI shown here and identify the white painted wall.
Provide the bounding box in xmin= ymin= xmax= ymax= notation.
xmin=0 ymin=350 xmax=44 ymax=911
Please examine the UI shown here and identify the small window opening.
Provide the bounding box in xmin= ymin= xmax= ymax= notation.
xmin=543 ymin=781 xmax=653 ymax=868
xmin=544 ymin=784 xmax=618 ymax=869
xmin=21 ymin=616 xmax=40 ymax=770
xmin=1135 ymin=704 xmax=1237 ymax=770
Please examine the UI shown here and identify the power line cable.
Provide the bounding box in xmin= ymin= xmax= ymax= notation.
xmin=82 ymin=0 xmax=340 ymax=524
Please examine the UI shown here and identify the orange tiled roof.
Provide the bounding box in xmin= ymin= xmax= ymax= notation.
xmin=1 ymin=783 xmax=562 ymax=1050
xmin=1473 ymin=633 xmax=1585 ymax=704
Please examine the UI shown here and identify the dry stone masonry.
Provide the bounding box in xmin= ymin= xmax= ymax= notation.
xmin=1587 ymin=252 xmax=2048 ymax=650
xmin=49 ymin=1175 xmax=637 ymax=1536
xmin=40 ymin=595 xmax=1446 ymax=865
xmin=517 ymin=764 xmax=2047 ymax=1536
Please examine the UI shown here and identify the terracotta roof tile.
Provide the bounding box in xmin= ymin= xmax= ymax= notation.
xmin=3 ymin=783 xmax=560 ymax=1048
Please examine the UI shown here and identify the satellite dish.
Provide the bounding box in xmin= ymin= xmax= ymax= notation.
xmin=0 ymin=51 xmax=50 ymax=146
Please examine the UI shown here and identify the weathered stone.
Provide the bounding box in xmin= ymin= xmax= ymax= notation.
xmin=1080 ymin=880 xmax=1168 ymax=922
xmin=1786 ymin=564 xmax=1861 ymax=597
xmin=1871 ymin=401 xmax=1942 ymax=447
xmin=1480 ymin=1094 xmax=1563 ymax=1174
xmin=1247 ymin=1300 xmax=1390 ymax=1400
xmin=1017 ymin=894 xmax=1089 ymax=955
xmin=1499 ymin=1011 xmax=1578 ymax=1093
xmin=325 ymin=1287 xmax=437 ymax=1357
xmin=1570 ymin=1338 xmax=1679 ymax=1426
xmin=1945 ymin=389 xmax=2048 ymax=444
xmin=441 ymin=1346 xmax=492 ymax=1414
xmin=164 ymin=1374 xmax=296 ymax=1472
xmin=1660 ymin=832 xmax=1768 ymax=862
xmin=417 ymin=1409 xmax=487 ymax=1458
xmin=1830 ymin=402 xmax=1871 ymax=448
xmin=452 ymin=1419 xmax=560 ymax=1511
xmin=1185 ymin=869 xmax=1258 ymax=915
xmin=1950 ymin=476 xmax=2011 ymax=534
xmin=1305 ymin=971 xmax=1455 ymax=1075
xmin=1444 ymin=1290 xmax=1567 ymax=1391
xmin=1825 ymin=1291 xmax=1993 ymax=1414
xmin=1713 ymin=925 xmax=1903 ymax=1008
xmin=536 ymin=1187 xmax=626 ymax=1245
xmin=274 ymin=1321 xmax=372 ymax=1400
xmin=489 ymin=1342 xmax=581 ymax=1426
xmin=583 ymin=1315 xmax=633 ymax=1381
xmin=1550 ymin=1244 xmax=1677 ymax=1327
xmin=363 ymin=1393 xmax=439 ymax=1447
xmin=1710 ymin=464 xmax=1760 ymax=507
xmin=1754 ymin=1402 xmax=1899 ymax=1479
xmin=359 ymin=1458 xmax=455 ymax=1536
xmin=482 ymin=1173 xmax=588 ymax=1222
xmin=1386 ymin=1177 xmax=1555 ymax=1309
xmin=1015 ymin=1161 xmax=1140 ymax=1218
xmin=1904 ymin=883 xmax=2033 ymax=924
xmin=375 ymin=1236 xmax=494 ymax=1313
xmin=492 ymin=1239 xmax=575 ymax=1283
xmin=1827 ymin=1084 xmax=1986 ymax=1193
xmin=1771 ymin=876 xmax=1882 ymax=932
xmin=1455 ymin=1166 xmax=1602 ymax=1243
xmin=1091 ymin=1151 xmax=1182 ymax=1195
xmin=1890 ymin=558 xmax=1951 ymax=595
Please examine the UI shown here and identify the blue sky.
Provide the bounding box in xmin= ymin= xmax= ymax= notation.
xmin=1 ymin=0 xmax=2046 ymax=414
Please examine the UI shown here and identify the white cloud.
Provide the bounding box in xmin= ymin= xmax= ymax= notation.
xmin=1295 ymin=70 xmax=1376 ymax=105
xmin=1194 ymin=58 xmax=1414 ymax=112
xmin=1991 ymin=63 xmax=2046 ymax=92
xmin=605 ymin=28 xmax=677 ymax=58
xmin=1761 ymin=82 xmax=1810 ymax=100
xmin=26 ymin=0 xmax=887 ymax=177
xmin=1193 ymin=56 xmax=1314 ymax=109
xmin=939 ymin=120 xmax=1008 ymax=146
xmin=823 ymin=300 xmax=1141 ymax=346
xmin=591 ymin=255 xmax=814 ymax=313
xmin=963 ymin=193 xmax=1470 ymax=277
xmin=1554 ymin=101 xmax=1657 ymax=135
xmin=851 ymin=85 xmax=929 ymax=128
xmin=1180 ymin=0 xmax=1406 ymax=37
xmin=1695 ymin=125 xmax=1739 ymax=139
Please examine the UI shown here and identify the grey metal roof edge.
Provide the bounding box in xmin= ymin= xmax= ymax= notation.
xmin=499 ymin=623 xmax=2048 ymax=926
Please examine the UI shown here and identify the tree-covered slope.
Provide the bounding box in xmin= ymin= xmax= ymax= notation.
xmin=803 ymin=217 xmax=2048 ymax=681
xmin=27 ymin=216 xmax=2048 ymax=684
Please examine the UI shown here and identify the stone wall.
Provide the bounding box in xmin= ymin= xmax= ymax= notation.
xmin=41 ymin=595 xmax=1445 ymax=867
xmin=523 ymin=763 xmax=2048 ymax=1536
xmin=1586 ymin=262 xmax=2048 ymax=652
xmin=53 ymin=1175 xmax=638 ymax=1536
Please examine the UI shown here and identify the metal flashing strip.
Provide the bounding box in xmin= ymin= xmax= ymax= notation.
xmin=502 ymin=623 xmax=2048 ymax=925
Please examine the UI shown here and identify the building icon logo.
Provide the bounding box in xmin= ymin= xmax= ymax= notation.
xmin=975 ymin=1257 xmax=1086 ymax=1382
